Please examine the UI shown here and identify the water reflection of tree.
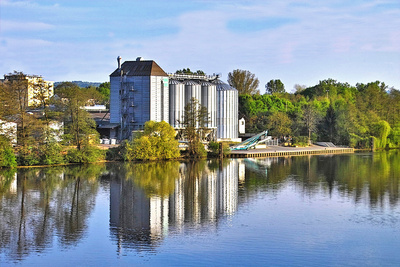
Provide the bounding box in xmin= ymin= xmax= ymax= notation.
xmin=0 ymin=164 xmax=105 ymax=261
xmin=125 ymin=161 xmax=180 ymax=197
xmin=0 ymin=168 xmax=17 ymax=193
xmin=244 ymin=151 xmax=400 ymax=209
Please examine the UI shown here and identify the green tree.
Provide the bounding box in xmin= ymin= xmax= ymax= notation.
xmin=371 ymin=120 xmax=391 ymax=149
xmin=65 ymin=145 xmax=105 ymax=163
xmin=0 ymin=136 xmax=17 ymax=168
xmin=302 ymin=104 xmax=320 ymax=144
xmin=267 ymin=112 xmax=292 ymax=138
xmin=388 ymin=125 xmax=400 ymax=148
xmin=0 ymin=72 xmax=31 ymax=146
xmin=124 ymin=121 xmax=180 ymax=161
xmin=55 ymin=82 xmax=100 ymax=150
xmin=96 ymin=82 xmax=110 ymax=105
xmin=179 ymin=97 xmax=209 ymax=158
xmin=265 ymin=79 xmax=285 ymax=94
xmin=320 ymin=104 xmax=337 ymax=142
xmin=228 ymin=69 xmax=260 ymax=95
xmin=387 ymin=88 xmax=400 ymax=127
xmin=175 ymin=68 xmax=205 ymax=75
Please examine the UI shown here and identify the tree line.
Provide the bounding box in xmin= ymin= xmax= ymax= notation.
xmin=1 ymin=69 xmax=399 ymax=168
xmin=0 ymin=74 xmax=110 ymax=167
xmin=228 ymin=69 xmax=400 ymax=149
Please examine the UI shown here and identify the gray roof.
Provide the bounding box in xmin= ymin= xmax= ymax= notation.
xmin=110 ymin=60 xmax=168 ymax=77
xmin=169 ymin=79 xmax=182 ymax=85
xmin=213 ymin=79 xmax=237 ymax=91
xmin=183 ymin=80 xmax=199 ymax=85
xmin=200 ymin=81 xmax=215 ymax=86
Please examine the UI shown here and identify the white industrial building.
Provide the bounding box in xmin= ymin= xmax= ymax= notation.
xmin=109 ymin=57 xmax=239 ymax=141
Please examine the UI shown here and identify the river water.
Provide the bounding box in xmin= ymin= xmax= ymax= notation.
xmin=1 ymin=151 xmax=400 ymax=266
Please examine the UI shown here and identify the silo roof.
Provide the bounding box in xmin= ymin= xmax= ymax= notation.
xmin=110 ymin=60 xmax=168 ymax=77
xmin=200 ymin=81 xmax=215 ymax=86
xmin=213 ymin=79 xmax=237 ymax=91
xmin=169 ymin=79 xmax=182 ymax=85
xmin=183 ymin=80 xmax=199 ymax=85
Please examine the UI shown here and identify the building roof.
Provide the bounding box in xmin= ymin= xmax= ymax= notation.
xmin=213 ymin=79 xmax=237 ymax=91
xmin=110 ymin=60 xmax=168 ymax=77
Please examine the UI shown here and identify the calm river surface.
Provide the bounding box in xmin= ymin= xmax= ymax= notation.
xmin=1 ymin=151 xmax=400 ymax=266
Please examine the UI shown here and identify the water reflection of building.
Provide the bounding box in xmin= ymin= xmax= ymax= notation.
xmin=109 ymin=159 xmax=242 ymax=250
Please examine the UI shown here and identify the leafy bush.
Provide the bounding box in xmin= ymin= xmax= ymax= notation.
xmin=123 ymin=121 xmax=180 ymax=161
xmin=39 ymin=142 xmax=64 ymax=165
xmin=349 ymin=133 xmax=371 ymax=149
xmin=387 ymin=125 xmax=400 ymax=149
xmin=208 ymin=141 xmax=231 ymax=157
xmin=66 ymin=145 xmax=105 ymax=163
xmin=292 ymin=136 xmax=309 ymax=147
xmin=17 ymin=145 xmax=40 ymax=166
xmin=0 ymin=136 xmax=17 ymax=168
xmin=190 ymin=140 xmax=207 ymax=158
xmin=106 ymin=143 xmax=126 ymax=161
xmin=371 ymin=120 xmax=391 ymax=149
xmin=208 ymin=141 xmax=219 ymax=153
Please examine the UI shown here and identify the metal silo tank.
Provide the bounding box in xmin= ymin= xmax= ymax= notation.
xmin=201 ymin=81 xmax=217 ymax=128
xmin=169 ymin=79 xmax=185 ymax=128
xmin=184 ymin=80 xmax=201 ymax=106
xmin=214 ymin=79 xmax=238 ymax=140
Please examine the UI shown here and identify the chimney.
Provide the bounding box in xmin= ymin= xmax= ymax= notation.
xmin=117 ymin=56 xmax=122 ymax=69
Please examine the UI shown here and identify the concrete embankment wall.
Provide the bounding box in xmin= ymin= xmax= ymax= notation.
xmin=230 ymin=148 xmax=354 ymax=158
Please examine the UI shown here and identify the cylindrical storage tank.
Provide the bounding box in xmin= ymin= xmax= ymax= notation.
xmin=214 ymin=79 xmax=238 ymax=140
xmin=169 ymin=79 xmax=185 ymax=128
xmin=184 ymin=80 xmax=201 ymax=106
xmin=201 ymin=81 xmax=217 ymax=129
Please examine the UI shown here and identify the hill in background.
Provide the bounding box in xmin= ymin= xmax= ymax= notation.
xmin=54 ymin=81 xmax=103 ymax=88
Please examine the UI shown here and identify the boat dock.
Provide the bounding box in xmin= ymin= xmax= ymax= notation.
xmin=229 ymin=145 xmax=354 ymax=158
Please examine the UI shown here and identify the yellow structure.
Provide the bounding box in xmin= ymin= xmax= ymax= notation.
xmin=4 ymin=73 xmax=54 ymax=107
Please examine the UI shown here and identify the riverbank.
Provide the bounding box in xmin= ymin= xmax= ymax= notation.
xmin=1 ymin=144 xmax=362 ymax=170
xmin=229 ymin=145 xmax=354 ymax=158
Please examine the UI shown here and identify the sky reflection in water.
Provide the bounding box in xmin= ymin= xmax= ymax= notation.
xmin=0 ymin=151 xmax=400 ymax=266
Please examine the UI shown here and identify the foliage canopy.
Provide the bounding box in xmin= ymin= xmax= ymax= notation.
xmin=228 ymin=69 xmax=260 ymax=95
xmin=124 ymin=121 xmax=180 ymax=161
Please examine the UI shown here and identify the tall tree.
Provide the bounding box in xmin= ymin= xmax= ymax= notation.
xmin=179 ymin=97 xmax=209 ymax=157
xmin=265 ymin=79 xmax=285 ymax=94
xmin=302 ymin=104 xmax=320 ymax=144
xmin=320 ymin=104 xmax=337 ymax=142
xmin=0 ymin=72 xmax=31 ymax=146
xmin=55 ymin=82 xmax=100 ymax=150
xmin=227 ymin=69 xmax=260 ymax=95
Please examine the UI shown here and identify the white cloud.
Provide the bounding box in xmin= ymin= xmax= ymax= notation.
xmin=0 ymin=0 xmax=399 ymax=89
xmin=1 ymin=20 xmax=54 ymax=32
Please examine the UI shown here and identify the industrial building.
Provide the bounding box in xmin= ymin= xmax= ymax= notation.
xmin=109 ymin=57 xmax=239 ymax=141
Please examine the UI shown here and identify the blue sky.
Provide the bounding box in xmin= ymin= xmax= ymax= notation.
xmin=1 ymin=0 xmax=399 ymax=92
